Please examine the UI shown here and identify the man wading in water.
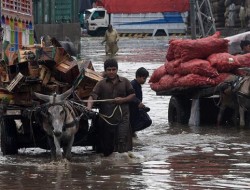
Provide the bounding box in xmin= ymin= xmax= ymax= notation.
xmin=87 ymin=58 xmax=135 ymax=156
xmin=101 ymin=24 xmax=119 ymax=56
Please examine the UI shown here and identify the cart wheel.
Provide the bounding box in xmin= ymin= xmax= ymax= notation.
xmin=0 ymin=118 xmax=18 ymax=155
xmin=168 ymin=96 xmax=191 ymax=125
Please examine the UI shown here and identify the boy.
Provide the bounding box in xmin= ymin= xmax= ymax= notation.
xmin=129 ymin=67 xmax=152 ymax=136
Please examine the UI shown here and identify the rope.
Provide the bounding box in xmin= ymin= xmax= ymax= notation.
xmin=68 ymin=100 xmax=97 ymax=120
xmin=69 ymin=99 xmax=123 ymax=125
xmin=99 ymin=105 xmax=122 ymax=126
xmin=80 ymin=99 xmax=115 ymax=103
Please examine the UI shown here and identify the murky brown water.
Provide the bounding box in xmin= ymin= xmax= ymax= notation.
xmin=1 ymin=37 xmax=250 ymax=189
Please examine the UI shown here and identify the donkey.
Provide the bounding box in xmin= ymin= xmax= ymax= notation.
xmin=34 ymin=88 xmax=79 ymax=160
xmin=217 ymin=69 xmax=250 ymax=127
xmin=216 ymin=75 xmax=239 ymax=126
xmin=235 ymin=68 xmax=250 ymax=126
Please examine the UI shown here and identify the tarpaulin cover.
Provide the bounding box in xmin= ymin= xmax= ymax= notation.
xmin=102 ymin=0 xmax=190 ymax=13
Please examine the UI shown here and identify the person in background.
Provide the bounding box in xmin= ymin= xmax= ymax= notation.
xmin=92 ymin=0 xmax=97 ymax=8
xmin=228 ymin=2 xmax=236 ymax=27
xmin=129 ymin=67 xmax=152 ymax=137
xmin=87 ymin=58 xmax=135 ymax=156
xmin=239 ymin=2 xmax=246 ymax=28
xmin=240 ymin=40 xmax=250 ymax=54
xmin=101 ymin=24 xmax=119 ymax=56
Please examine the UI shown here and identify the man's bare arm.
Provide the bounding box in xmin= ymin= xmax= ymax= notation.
xmin=114 ymin=93 xmax=135 ymax=105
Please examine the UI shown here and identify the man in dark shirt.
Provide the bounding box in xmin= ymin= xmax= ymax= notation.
xmin=87 ymin=58 xmax=135 ymax=156
xmin=240 ymin=40 xmax=250 ymax=54
xmin=130 ymin=67 xmax=152 ymax=136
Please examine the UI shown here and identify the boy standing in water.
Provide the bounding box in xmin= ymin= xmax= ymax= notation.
xmin=130 ymin=67 xmax=152 ymax=137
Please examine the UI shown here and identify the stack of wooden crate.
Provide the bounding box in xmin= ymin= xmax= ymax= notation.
xmin=0 ymin=45 xmax=103 ymax=106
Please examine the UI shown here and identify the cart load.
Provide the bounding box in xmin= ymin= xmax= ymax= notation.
xmin=150 ymin=32 xmax=250 ymax=93
xmin=0 ymin=44 xmax=103 ymax=106
xmin=150 ymin=32 xmax=250 ymax=126
xmin=0 ymin=43 xmax=103 ymax=156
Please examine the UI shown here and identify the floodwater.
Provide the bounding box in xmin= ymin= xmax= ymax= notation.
xmin=1 ymin=36 xmax=250 ymax=189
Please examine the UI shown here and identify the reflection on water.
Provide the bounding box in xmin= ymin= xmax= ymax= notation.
xmin=1 ymin=37 xmax=250 ymax=189
xmin=1 ymin=126 xmax=250 ymax=189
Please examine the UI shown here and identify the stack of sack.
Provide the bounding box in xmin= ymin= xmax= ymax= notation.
xmin=211 ymin=0 xmax=225 ymax=28
xmin=150 ymin=32 xmax=250 ymax=92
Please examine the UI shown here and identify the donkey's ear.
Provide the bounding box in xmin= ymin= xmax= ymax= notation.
xmin=57 ymin=87 xmax=73 ymax=101
xmin=238 ymin=67 xmax=250 ymax=73
xmin=33 ymin=92 xmax=51 ymax=102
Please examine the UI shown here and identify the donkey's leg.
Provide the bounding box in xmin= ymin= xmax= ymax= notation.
xmin=239 ymin=106 xmax=245 ymax=127
xmin=217 ymin=106 xmax=226 ymax=127
xmin=232 ymin=105 xmax=239 ymax=126
xmin=48 ymin=136 xmax=57 ymax=160
xmin=64 ymin=136 xmax=75 ymax=161
xmin=53 ymin=135 xmax=62 ymax=160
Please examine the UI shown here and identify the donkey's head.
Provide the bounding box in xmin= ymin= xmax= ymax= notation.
xmin=34 ymin=87 xmax=73 ymax=104
xmin=34 ymin=88 xmax=73 ymax=136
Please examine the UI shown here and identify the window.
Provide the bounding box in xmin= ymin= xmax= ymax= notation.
xmin=91 ymin=11 xmax=105 ymax=20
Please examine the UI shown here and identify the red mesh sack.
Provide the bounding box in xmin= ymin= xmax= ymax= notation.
xmin=212 ymin=73 xmax=231 ymax=86
xmin=175 ymin=74 xmax=215 ymax=88
xmin=177 ymin=59 xmax=219 ymax=77
xmin=149 ymin=65 xmax=167 ymax=83
xmin=158 ymin=74 xmax=176 ymax=90
xmin=165 ymin=59 xmax=181 ymax=75
xmin=207 ymin=53 xmax=240 ymax=72
xmin=179 ymin=37 xmax=229 ymax=62
xmin=211 ymin=31 xmax=221 ymax=38
xmin=166 ymin=39 xmax=183 ymax=61
xmin=150 ymin=82 xmax=165 ymax=92
xmin=235 ymin=53 xmax=250 ymax=67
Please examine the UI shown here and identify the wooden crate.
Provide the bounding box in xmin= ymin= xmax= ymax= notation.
xmin=18 ymin=49 xmax=37 ymax=63
xmin=54 ymin=47 xmax=72 ymax=64
xmin=78 ymin=60 xmax=94 ymax=71
xmin=75 ymin=68 xmax=103 ymax=98
xmin=7 ymin=51 xmax=19 ymax=65
xmin=38 ymin=47 xmax=56 ymax=61
xmin=7 ymin=62 xmax=29 ymax=80
xmin=6 ymin=72 xmax=24 ymax=92
xmin=0 ymin=88 xmax=14 ymax=102
xmin=13 ymin=91 xmax=32 ymax=105
xmin=0 ymin=61 xmax=10 ymax=83
xmin=13 ymin=83 xmax=42 ymax=106
xmin=54 ymin=60 xmax=79 ymax=84
xmin=84 ymin=68 xmax=103 ymax=81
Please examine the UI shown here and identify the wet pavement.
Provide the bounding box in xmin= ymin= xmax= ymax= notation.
xmin=1 ymin=36 xmax=250 ymax=189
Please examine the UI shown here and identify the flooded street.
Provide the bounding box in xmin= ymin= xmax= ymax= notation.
xmin=1 ymin=36 xmax=250 ymax=189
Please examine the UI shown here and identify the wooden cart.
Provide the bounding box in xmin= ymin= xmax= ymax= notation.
xmin=0 ymin=45 xmax=103 ymax=155
xmin=156 ymin=86 xmax=239 ymax=126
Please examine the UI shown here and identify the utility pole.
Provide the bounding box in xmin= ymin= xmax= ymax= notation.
xmin=0 ymin=1 xmax=2 ymax=59
xmin=190 ymin=0 xmax=216 ymax=39
xmin=190 ymin=0 xmax=196 ymax=39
